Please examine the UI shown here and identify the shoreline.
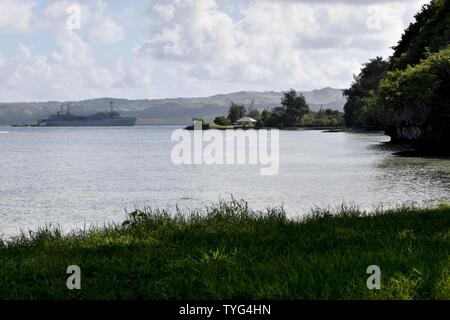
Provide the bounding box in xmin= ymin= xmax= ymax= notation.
xmin=183 ymin=124 xmax=348 ymax=131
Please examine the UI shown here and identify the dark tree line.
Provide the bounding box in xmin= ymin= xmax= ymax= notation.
xmin=343 ymin=0 xmax=450 ymax=141
xmin=214 ymin=89 xmax=310 ymax=128
xmin=343 ymin=57 xmax=389 ymax=130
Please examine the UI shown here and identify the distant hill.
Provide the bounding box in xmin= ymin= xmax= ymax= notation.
xmin=0 ymin=87 xmax=346 ymax=125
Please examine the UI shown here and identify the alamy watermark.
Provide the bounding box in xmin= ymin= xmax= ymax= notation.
xmin=66 ymin=265 xmax=81 ymax=290
xmin=367 ymin=5 xmax=383 ymax=30
xmin=171 ymin=122 xmax=280 ymax=176
xmin=63 ymin=263 xmax=381 ymax=291
xmin=66 ymin=4 xmax=81 ymax=30
xmin=367 ymin=265 xmax=381 ymax=290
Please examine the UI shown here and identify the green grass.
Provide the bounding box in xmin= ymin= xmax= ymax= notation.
xmin=0 ymin=200 xmax=449 ymax=300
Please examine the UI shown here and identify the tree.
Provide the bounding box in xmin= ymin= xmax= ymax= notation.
xmin=391 ymin=0 xmax=450 ymax=70
xmin=281 ymin=89 xmax=310 ymax=127
xmin=247 ymin=108 xmax=261 ymax=121
xmin=342 ymin=0 xmax=450 ymax=140
xmin=300 ymin=110 xmax=345 ymax=128
xmin=214 ymin=116 xmax=232 ymax=126
xmin=260 ymin=109 xmax=270 ymax=127
xmin=263 ymin=107 xmax=286 ymax=128
xmin=343 ymin=57 xmax=389 ymax=129
xmin=379 ymin=46 xmax=450 ymax=141
xmin=227 ymin=102 xmax=247 ymax=123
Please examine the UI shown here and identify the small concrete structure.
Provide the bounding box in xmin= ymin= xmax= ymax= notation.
xmin=235 ymin=117 xmax=257 ymax=128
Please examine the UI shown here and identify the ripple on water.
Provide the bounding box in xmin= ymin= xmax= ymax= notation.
xmin=1 ymin=127 xmax=450 ymax=237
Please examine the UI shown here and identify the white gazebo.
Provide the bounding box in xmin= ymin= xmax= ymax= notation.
xmin=235 ymin=117 xmax=257 ymax=127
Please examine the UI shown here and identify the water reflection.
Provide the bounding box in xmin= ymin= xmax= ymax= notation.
xmin=373 ymin=144 xmax=450 ymax=207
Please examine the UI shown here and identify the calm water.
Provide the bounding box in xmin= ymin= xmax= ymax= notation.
xmin=1 ymin=126 xmax=450 ymax=236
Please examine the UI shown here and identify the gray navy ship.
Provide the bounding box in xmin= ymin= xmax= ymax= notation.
xmin=37 ymin=102 xmax=137 ymax=127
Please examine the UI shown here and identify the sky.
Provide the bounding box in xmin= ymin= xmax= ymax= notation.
xmin=0 ymin=0 xmax=430 ymax=102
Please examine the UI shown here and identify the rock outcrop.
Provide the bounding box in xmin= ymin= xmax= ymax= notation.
xmin=382 ymin=101 xmax=450 ymax=144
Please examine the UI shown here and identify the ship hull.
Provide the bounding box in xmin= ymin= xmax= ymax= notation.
xmin=43 ymin=118 xmax=137 ymax=127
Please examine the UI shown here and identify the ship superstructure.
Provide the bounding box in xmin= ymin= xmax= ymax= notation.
xmin=38 ymin=102 xmax=137 ymax=127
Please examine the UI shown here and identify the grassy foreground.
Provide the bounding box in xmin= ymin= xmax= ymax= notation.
xmin=0 ymin=200 xmax=449 ymax=300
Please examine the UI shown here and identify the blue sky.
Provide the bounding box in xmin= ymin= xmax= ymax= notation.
xmin=0 ymin=0 xmax=429 ymax=102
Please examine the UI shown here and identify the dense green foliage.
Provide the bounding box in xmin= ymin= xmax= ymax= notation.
xmin=215 ymin=90 xmax=309 ymax=128
xmin=227 ymin=103 xmax=247 ymax=123
xmin=392 ymin=0 xmax=450 ymax=70
xmin=259 ymin=90 xmax=310 ymax=128
xmin=215 ymin=103 xmax=260 ymax=126
xmin=300 ymin=109 xmax=345 ymax=128
xmin=0 ymin=200 xmax=449 ymax=300
xmin=213 ymin=116 xmax=232 ymax=126
xmin=343 ymin=57 xmax=389 ymax=129
xmin=260 ymin=107 xmax=285 ymax=128
xmin=380 ymin=46 xmax=450 ymax=132
xmin=344 ymin=0 xmax=450 ymax=140
xmin=280 ymin=89 xmax=310 ymax=127
xmin=247 ymin=108 xmax=261 ymax=122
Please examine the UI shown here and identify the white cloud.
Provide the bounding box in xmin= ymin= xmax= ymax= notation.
xmin=144 ymin=0 xmax=427 ymax=91
xmin=0 ymin=0 xmax=431 ymax=101
xmin=89 ymin=18 xmax=124 ymax=44
xmin=0 ymin=1 xmax=151 ymax=101
xmin=43 ymin=0 xmax=124 ymax=44
xmin=115 ymin=46 xmax=153 ymax=88
xmin=86 ymin=1 xmax=124 ymax=45
xmin=0 ymin=38 xmax=152 ymax=101
xmin=0 ymin=0 xmax=33 ymax=32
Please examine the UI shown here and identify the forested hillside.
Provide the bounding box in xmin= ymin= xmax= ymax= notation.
xmin=344 ymin=0 xmax=450 ymax=144
xmin=0 ymin=88 xmax=345 ymax=126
